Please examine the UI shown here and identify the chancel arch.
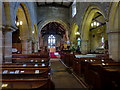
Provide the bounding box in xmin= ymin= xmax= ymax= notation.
xmin=38 ymin=21 xmax=69 ymax=52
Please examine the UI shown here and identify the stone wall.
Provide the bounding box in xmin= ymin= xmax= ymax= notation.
xmin=36 ymin=6 xmax=69 ymax=31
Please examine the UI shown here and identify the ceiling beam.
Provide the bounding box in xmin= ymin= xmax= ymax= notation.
xmin=36 ymin=2 xmax=71 ymax=8
xmin=92 ymin=14 xmax=102 ymax=20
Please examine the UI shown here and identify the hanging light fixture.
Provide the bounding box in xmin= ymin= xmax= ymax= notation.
xmin=91 ymin=23 xmax=94 ymax=27
xmin=91 ymin=21 xmax=100 ymax=27
xmin=97 ymin=22 xmax=100 ymax=26
xmin=93 ymin=21 xmax=97 ymax=26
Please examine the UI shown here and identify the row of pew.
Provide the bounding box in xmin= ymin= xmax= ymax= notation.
xmin=60 ymin=51 xmax=120 ymax=89
xmin=1 ymin=52 xmax=54 ymax=89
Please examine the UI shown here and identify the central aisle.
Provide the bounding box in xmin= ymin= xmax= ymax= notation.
xmin=50 ymin=58 xmax=82 ymax=89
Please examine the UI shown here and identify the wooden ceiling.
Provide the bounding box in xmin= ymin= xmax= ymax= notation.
xmin=36 ymin=0 xmax=73 ymax=8
xmin=41 ymin=22 xmax=65 ymax=36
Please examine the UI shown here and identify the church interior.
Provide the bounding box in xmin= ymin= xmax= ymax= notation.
xmin=0 ymin=1 xmax=120 ymax=89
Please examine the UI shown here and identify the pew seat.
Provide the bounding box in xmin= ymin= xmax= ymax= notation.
xmin=1 ymin=63 xmax=50 ymax=68
xmin=12 ymin=58 xmax=50 ymax=63
xmin=1 ymin=67 xmax=51 ymax=79
xmin=1 ymin=78 xmax=51 ymax=89
xmin=12 ymin=54 xmax=49 ymax=58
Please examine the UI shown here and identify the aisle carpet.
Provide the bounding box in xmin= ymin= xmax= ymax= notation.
xmin=50 ymin=52 xmax=60 ymax=58
xmin=50 ymin=58 xmax=82 ymax=89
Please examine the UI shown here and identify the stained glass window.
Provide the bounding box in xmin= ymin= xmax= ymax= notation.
xmin=48 ymin=35 xmax=56 ymax=48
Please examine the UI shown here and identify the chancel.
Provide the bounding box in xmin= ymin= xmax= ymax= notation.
xmin=0 ymin=0 xmax=120 ymax=89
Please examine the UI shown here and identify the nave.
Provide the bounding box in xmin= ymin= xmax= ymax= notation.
xmin=1 ymin=1 xmax=120 ymax=90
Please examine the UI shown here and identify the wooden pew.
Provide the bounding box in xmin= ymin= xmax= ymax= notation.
xmin=1 ymin=78 xmax=52 ymax=89
xmin=1 ymin=67 xmax=51 ymax=79
xmin=12 ymin=58 xmax=50 ymax=63
xmin=72 ymin=57 xmax=114 ymax=76
xmin=1 ymin=62 xmax=50 ymax=68
xmin=12 ymin=53 xmax=49 ymax=58
xmin=84 ymin=62 xmax=120 ymax=88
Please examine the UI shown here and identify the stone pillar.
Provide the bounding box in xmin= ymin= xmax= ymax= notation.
xmin=0 ymin=28 xmax=3 ymax=64
xmin=2 ymin=26 xmax=15 ymax=63
xmin=27 ymin=39 xmax=32 ymax=54
xmin=40 ymin=37 xmax=43 ymax=48
xmin=107 ymin=31 xmax=120 ymax=62
xmin=81 ymin=40 xmax=89 ymax=54
xmin=34 ymin=41 xmax=38 ymax=53
xmin=21 ymin=40 xmax=28 ymax=54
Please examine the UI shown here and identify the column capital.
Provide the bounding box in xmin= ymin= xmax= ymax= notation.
xmin=2 ymin=25 xmax=17 ymax=33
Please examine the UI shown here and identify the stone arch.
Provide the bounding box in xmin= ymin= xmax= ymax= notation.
xmin=38 ymin=19 xmax=69 ymax=41
xmin=38 ymin=19 xmax=70 ymax=49
xmin=13 ymin=3 xmax=33 ymax=54
xmin=81 ymin=5 xmax=105 ymax=40
xmin=15 ymin=2 xmax=32 ymax=30
xmin=81 ymin=5 xmax=106 ymax=54
xmin=69 ymin=23 xmax=79 ymax=47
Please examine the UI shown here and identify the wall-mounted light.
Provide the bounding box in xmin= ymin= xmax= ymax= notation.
xmin=19 ymin=21 xmax=23 ymax=25
xmin=75 ymin=32 xmax=80 ymax=35
xmin=32 ymin=31 xmax=35 ymax=34
xmin=16 ymin=21 xmax=23 ymax=26
xmin=77 ymin=38 xmax=81 ymax=40
xmin=16 ymin=22 xmax=19 ymax=26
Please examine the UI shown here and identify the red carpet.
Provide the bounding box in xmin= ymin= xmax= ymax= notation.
xmin=50 ymin=52 xmax=60 ymax=58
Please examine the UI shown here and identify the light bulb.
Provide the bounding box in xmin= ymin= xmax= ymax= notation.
xmin=94 ymin=21 xmax=97 ymax=26
xmin=32 ymin=31 xmax=35 ymax=34
xmin=16 ymin=22 xmax=19 ymax=26
xmin=91 ymin=23 xmax=94 ymax=27
xmin=97 ymin=22 xmax=100 ymax=26
xmin=20 ymin=21 xmax=23 ymax=25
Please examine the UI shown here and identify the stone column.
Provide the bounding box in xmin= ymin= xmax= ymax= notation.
xmin=27 ymin=39 xmax=32 ymax=54
xmin=0 ymin=28 xmax=3 ymax=64
xmin=21 ymin=40 xmax=28 ymax=54
xmin=81 ymin=40 xmax=89 ymax=54
xmin=34 ymin=41 xmax=38 ymax=53
xmin=2 ymin=26 xmax=15 ymax=63
xmin=107 ymin=30 xmax=120 ymax=62
xmin=40 ymin=37 xmax=43 ymax=48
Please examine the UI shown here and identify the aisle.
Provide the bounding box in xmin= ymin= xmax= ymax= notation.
xmin=50 ymin=58 xmax=82 ymax=89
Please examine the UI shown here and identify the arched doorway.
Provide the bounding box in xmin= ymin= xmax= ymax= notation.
xmin=39 ymin=22 xmax=69 ymax=52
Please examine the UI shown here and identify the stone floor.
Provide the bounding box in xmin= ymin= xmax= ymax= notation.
xmin=50 ymin=58 xmax=83 ymax=89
